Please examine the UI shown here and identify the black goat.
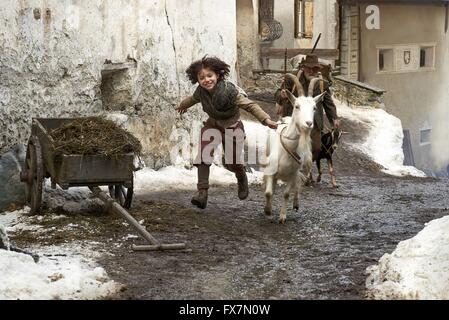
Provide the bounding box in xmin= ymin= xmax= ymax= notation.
xmin=314 ymin=128 xmax=342 ymax=188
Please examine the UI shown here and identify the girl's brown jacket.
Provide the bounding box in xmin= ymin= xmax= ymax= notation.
xmin=180 ymin=89 xmax=272 ymax=129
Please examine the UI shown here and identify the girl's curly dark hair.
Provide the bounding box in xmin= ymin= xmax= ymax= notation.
xmin=186 ymin=55 xmax=230 ymax=84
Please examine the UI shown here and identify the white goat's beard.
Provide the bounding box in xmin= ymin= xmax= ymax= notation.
xmin=297 ymin=128 xmax=312 ymax=162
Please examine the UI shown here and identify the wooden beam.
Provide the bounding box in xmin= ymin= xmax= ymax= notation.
xmin=253 ymin=66 xmax=341 ymax=74
xmin=260 ymin=48 xmax=339 ymax=60
xmin=334 ymin=75 xmax=386 ymax=93
xmin=252 ymin=69 xmax=295 ymax=74
xmin=101 ymin=61 xmax=137 ymax=75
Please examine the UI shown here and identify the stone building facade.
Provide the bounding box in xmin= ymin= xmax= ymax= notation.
xmin=0 ymin=0 xmax=237 ymax=168
xmin=339 ymin=0 xmax=449 ymax=173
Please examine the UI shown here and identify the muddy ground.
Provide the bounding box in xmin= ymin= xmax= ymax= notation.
xmin=8 ymin=99 xmax=449 ymax=299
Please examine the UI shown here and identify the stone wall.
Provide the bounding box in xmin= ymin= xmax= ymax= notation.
xmin=0 ymin=0 xmax=237 ymax=169
xmin=243 ymin=72 xmax=284 ymax=98
xmin=332 ymin=76 xmax=386 ymax=109
xmin=242 ymin=72 xmax=386 ymax=112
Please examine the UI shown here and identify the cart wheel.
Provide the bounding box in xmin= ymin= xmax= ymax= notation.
xmin=108 ymin=184 xmax=133 ymax=209
xmin=23 ymin=136 xmax=44 ymax=215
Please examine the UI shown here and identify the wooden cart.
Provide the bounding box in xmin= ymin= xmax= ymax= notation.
xmin=20 ymin=118 xmax=134 ymax=214
xmin=20 ymin=118 xmax=185 ymax=251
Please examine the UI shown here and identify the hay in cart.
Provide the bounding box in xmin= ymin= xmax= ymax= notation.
xmin=49 ymin=117 xmax=142 ymax=157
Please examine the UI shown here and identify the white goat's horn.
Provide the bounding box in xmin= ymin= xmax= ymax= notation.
xmin=285 ymin=89 xmax=297 ymax=107
xmin=314 ymin=92 xmax=326 ymax=103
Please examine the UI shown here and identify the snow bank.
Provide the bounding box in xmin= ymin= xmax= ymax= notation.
xmin=134 ymin=164 xmax=264 ymax=192
xmin=131 ymin=119 xmax=272 ymax=193
xmin=0 ymin=245 xmax=119 ymax=300
xmin=336 ymin=102 xmax=426 ymax=177
xmin=366 ymin=215 xmax=449 ymax=299
xmin=134 ymin=120 xmax=272 ymax=192
xmin=0 ymin=208 xmax=120 ymax=300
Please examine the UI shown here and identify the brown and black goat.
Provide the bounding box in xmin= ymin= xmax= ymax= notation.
xmin=312 ymin=128 xmax=342 ymax=188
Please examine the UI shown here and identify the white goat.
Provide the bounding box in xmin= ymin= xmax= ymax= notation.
xmin=263 ymin=88 xmax=324 ymax=223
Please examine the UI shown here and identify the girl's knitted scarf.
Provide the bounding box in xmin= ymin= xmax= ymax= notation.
xmin=197 ymin=80 xmax=239 ymax=120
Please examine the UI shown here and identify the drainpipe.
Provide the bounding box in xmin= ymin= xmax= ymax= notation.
xmin=445 ymin=3 xmax=448 ymax=33
xmin=358 ymin=4 xmax=362 ymax=82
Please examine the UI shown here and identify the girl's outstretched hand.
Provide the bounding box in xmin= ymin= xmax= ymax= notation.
xmin=264 ymin=119 xmax=278 ymax=130
xmin=176 ymin=104 xmax=189 ymax=115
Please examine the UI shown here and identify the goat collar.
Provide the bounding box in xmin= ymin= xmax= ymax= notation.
xmin=280 ymin=124 xmax=299 ymax=140
xmin=321 ymin=142 xmax=334 ymax=157
xmin=280 ymin=127 xmax=302 ymax=165
xmin=321 ymin=129 xmax=339 ymax=156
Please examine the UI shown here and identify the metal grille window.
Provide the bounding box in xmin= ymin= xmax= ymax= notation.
xmin=259 ymin=0 xmax=283 ymax=42
xmin=294 ymin=0 xmax=313 ymax=39
xmin=420 ymin=128 xmax=431 ymax=145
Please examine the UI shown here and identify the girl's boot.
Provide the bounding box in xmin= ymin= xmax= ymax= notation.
xmin=236 ymin=170 xmax=249 ymax=200
xmin=191 ymin=189 xmax=208 ymax=209
xmin=192 ymin=164 xmax=210 ymax=209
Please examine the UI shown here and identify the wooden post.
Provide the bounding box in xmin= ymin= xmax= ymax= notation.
xmin=90 ymin=187 xmax=186 ymax=251
xmin=132 ymin=244 xmax=188 ymax=251
xmin=284 ymin=48 xmax=288 ymax=73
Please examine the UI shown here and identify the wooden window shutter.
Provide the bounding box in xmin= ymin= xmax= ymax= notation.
xmin=304 ymin=1 xmax=313 ymax=39
xmin=294 ymin=0 xmax=300 ymax=38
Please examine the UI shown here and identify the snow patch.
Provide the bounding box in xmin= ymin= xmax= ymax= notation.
xmin=6 ymin=222 xmax=43 ymax=233
xmin=366 ymin=215 xmax=449 ymax=299
xmin=336 ymin=102 xmax=426 ymax=177
xmin=0 ymin=244 xmax=120 ymax=300
xmin=105 ymin=113 xmax=129 ymax=127
xmin=0 ymin=207 xmax=28 ymax=226
xmin=124 ymin=234 xmax=139 ymax=240
xmin=134 ymin=164 xmax=264 ymax=192
xmin=0 ymin=208 xmax=120 ymax=300
xmin=0 ymin=224 xmax=10 ymax=250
